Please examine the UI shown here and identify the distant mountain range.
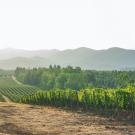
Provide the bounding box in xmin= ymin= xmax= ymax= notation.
xmin=0 ymin=47 xmax=135 ymax=70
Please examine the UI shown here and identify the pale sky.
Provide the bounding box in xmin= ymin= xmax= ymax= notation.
xmin=0 ymin=0 xmax=135 ymax=50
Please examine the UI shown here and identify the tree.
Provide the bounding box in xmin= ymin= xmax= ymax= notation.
xmin=55 ymin=74 xmax=67 ymax=89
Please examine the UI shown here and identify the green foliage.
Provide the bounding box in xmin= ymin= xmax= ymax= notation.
xmin=15 ymin=66 xmax=135 ymax=90
xmin=20 ymin=87 xmax=135 ymax=115
xmin=0 ymin=86 xmax=38 ymax=102
xmin=0 ymin=69 xmax=14 ymax=76
xmin=0 ymin=76 xmax=39 ymax=102
xmin=0 ymin=73 xmax=135 ymax=119
xmin=0 ymin=76 xmax=19 ymax=87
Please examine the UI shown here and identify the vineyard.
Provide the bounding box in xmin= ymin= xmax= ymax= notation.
xmin=0 ymin=86 xmax=38 ymax=102
xmin=20 ymin=87 xmax=135 ymax=119
xmin=0 ymin=76 xmax=38 ymax=102
xmin=0 ymin=75 xmax=135 ymax=120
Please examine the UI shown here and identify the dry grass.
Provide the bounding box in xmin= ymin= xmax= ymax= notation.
xmin=0 ymin=102 xmax=135 ymax=135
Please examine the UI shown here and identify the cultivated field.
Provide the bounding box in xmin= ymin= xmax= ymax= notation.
xmin=0 ymin=76 xmax=38 ymax=102
xmin=0 ymin=76 xmax=134 ymax=134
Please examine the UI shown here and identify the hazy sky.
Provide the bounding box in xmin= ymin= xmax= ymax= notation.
xmin=0 ymin=0 xmax=135 ymax=50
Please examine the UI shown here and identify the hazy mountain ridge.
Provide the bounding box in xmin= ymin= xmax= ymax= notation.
xmin=0 ymin=48 xmax=59 ymax=60
xmin=0 ymin=47 xmax=135 ymax=70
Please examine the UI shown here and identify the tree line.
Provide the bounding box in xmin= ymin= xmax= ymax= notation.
xmin=15 ymin=66 xmax=135 ymax=90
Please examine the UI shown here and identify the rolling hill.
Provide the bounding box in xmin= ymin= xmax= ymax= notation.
xmin=0 ymin=47 xmax=135 ymax=70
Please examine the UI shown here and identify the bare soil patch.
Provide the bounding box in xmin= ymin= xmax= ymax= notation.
xmin=0 ymin=102 xmax=135 ymax=135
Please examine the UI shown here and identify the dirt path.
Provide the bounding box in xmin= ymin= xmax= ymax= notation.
xmin=11 ymin=75 xmax=22 ymax=85
xmin=0 ymin=102 xmax=134 ymax=135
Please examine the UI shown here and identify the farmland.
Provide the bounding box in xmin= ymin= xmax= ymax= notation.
xmin=14 ymin=67 xmax=135 ymax=119
xmin=0 ymin=76 xmax=38 ymax=102
xmin=19 ymin=87 xmax=135 ymax=120
xmin=0 ymin=71 xmax=135 ymax=134
xmin=0 ymin=70 xmax=135 ymax=118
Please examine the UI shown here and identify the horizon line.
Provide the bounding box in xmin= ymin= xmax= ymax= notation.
xmin=1 ymin=46 xmax=135 ymax=51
